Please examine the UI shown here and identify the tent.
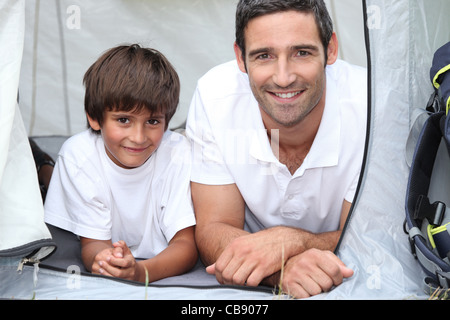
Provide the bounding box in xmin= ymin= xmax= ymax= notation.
xmin=1 ymin=0 xmax=450 ymax=300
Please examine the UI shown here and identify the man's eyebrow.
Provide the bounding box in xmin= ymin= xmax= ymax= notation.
xmin=248 ymin=47 xmax=273 ymax=58
xmin=248 ymin=44 xmax=320 ymax=58
xmin=292 ymin=44 xmax=320 ymax=52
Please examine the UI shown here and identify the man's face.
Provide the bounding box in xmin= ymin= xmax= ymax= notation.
xmin=235 ymin=10 xmax=337 ymax=128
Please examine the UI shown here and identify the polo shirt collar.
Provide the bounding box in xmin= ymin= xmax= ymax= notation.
xmin=249 ymin=72 xmax=341 ymax=174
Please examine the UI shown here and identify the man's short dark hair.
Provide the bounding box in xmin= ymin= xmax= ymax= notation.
xmin=83 ymin=44 xmax=180 ymax=132
xmin=235 ymin=0 xmax=334 ymax=59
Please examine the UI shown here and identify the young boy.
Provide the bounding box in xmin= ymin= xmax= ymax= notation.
xmin=44 ymin=44 xmax=198 ymax=283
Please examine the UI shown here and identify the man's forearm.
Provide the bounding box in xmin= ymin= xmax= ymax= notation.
xmin=267 ymin=226 xmax=342 ymax=259
xmin=196 ymin=223 xmax=341 ymax=267
xmin=195 ymin=222 xmax=249 ymax=266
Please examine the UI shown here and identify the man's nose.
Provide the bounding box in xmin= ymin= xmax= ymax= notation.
xmin=273 ymin=58 xmax=296 ymax=88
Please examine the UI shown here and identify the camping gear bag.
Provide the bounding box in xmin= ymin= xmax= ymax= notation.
xmin=405 ymin=42 xmax=450 ymax=292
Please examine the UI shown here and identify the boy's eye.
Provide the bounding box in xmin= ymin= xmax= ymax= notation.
xmin=148 ymin=119 xmax=160 ymax=125
xmin=117 ymin=118 xmax=129 ymax=124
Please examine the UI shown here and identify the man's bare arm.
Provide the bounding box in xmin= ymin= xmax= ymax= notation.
xmin=191 ymin=182 xmax=248 ymax=266
xmin=193 ymin=180 xmax=353 ymax=288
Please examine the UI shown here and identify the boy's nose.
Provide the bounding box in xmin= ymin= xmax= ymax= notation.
xmin=130 ymin=126 xmax=147 ymax=144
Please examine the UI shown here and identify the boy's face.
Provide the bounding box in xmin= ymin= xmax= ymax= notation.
xmin=88 ymin=108 xmax=166 ymax=169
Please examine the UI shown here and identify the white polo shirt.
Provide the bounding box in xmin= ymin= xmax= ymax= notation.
xmin=186 ymin=59 xmax=367 ymax=234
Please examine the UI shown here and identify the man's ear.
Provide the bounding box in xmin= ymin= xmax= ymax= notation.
xmin=234 ymin=42 xmax=247 ymax=74
xmin=86 ymin=114 xmax=101 ymax=131
xmin=326 ymin=32 xmax=339 ymax=66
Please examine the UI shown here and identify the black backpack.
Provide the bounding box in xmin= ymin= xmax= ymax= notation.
xmin=405 ymin=41 xmax=450 ymax=293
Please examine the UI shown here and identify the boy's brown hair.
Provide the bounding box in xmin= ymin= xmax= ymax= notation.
xmin=83 ymin=44 xmax=180 ymax=133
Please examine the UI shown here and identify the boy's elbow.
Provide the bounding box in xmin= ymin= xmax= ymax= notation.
xmin=185 ymin=244 xmax=199 ymax=272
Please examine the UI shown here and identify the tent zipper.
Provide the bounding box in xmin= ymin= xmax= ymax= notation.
xmin=17 ymin=257 xmax=40 ymax=273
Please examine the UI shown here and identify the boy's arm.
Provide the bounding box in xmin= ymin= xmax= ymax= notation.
xmin=135 ymin=226 xmax=198 ymax=283
xmin=102 ymin=226 xmax=198 ymax=283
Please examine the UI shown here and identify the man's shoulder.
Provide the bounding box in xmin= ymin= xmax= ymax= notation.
xmin=328 ymin=59 xmax=367 ymax=86
xmin=200 ymin=60 xmax=241 ymax=80
xmin=197 ymin=60 xmax=251 ymax=100
xmin=328 ymin=59 xmax=367 ymax=104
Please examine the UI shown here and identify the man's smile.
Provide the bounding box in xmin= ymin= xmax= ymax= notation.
xmin=269 ymin=90 xmax=305 ymax=102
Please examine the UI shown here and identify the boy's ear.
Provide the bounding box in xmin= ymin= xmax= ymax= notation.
xmin=86 ymin=114 xmax=101 ymax=131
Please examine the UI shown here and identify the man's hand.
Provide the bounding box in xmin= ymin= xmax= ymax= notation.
xmin=206 ymin=231 xmax=353 ymax=299
xmin=277 ymin=248 xmax=354 ymax=299
xmin=206 ymin=229 xmax=290 ymax=287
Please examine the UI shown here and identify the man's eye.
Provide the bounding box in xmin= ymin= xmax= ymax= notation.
xmin=257 ymin=53 xmax=270 ymax=60
xmin=297 ymin=51 xmax=309 ymax=57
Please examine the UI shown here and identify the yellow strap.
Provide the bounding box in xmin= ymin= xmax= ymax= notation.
xmin=428 ymin=222 xmax=450 ymax=248
xmin=446 ymin=96 xmax=450 ymax=115
xmin=432 ymin=64 xmax=450 ymax=114
xmin=430 ymin=222 xmax=450 ymax=235
xmin=428 ymin=224 xmax=437 ymax=249
xmin=433 ymin=64 xmax=450 ymax=89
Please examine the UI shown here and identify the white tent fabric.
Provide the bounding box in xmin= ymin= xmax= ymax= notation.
xmin=17 ymin=0 xmax=365 ymax=137
xmin=1 ymin=0 xmax=450 ymax=300
xmin=330 ymin=0 xmax=450 ymax=299
xmin=0 ymin=0 xmax=54 ymax=260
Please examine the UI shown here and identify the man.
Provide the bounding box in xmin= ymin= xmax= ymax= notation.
xmin=186 ymin=0 xmax=366 ymax=298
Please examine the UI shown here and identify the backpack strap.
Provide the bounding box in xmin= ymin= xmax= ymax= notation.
xmin=405 ymin=42 xmax=450 ymax=294
xmin=405 ymin=111 xmax=450 ymax=291
xmin=430 ymin=42 xmax=450 ymax=115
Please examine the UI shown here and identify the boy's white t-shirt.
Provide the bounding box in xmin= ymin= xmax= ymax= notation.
xmin=44 ymin=129 xmax=196 ymax=259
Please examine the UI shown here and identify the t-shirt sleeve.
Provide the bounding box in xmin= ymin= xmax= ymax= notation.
xmin=158 ymin=137 xmax=196 ymax=243
xmin=185 ymin=85 xmax=235 ymax=186
xmin=344 ymin=173 xmax=359 ymax=204
xmin=44 ymin=153 xmax=112 ymax=240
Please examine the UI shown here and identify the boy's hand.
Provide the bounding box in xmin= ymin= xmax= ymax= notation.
xmin=91 ymin=247 xmax=115 ymax=276
xmin=97 ymin=240 xmax=139 ymax=281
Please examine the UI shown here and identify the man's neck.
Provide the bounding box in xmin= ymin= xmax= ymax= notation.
xmin=262 ymin=100 xmax=325 ymax=175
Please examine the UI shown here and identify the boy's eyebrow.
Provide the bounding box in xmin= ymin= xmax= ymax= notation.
xmin=149 ymin=114 xmax=165 ymax=119
xmin=110 ymin=111 xmax=165 ymax=118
